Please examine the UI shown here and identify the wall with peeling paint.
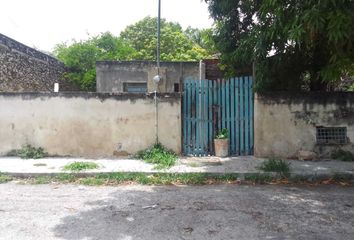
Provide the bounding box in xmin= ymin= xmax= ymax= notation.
xmin=0 ymin=93 xmax=181 ymax=157
xmin=254 ymin=92 xmax=354 ymax=158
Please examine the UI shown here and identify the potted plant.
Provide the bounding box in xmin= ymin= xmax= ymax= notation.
xmin=214 ymin=128 xmax=229 ymax=157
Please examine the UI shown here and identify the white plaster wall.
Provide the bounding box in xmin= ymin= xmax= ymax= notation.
xmin=254 ymin=93 xmax=354 ymax=158
xmin=0 ymin=93 xmax=181 ymax=157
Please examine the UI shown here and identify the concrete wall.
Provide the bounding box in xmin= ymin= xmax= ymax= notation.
xmin=96 ymin=61 xmax=205 ymax=93
xmin=254 ymin=92 xmax=354 ymax=158
xmin=0 ymin=93 xmax=181 ymax=157
xmin=0 ymin=33 xmax=78 ymax=92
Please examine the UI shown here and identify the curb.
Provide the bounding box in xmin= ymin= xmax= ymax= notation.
xmin=2 ymin=171 xmax=354 ymax=181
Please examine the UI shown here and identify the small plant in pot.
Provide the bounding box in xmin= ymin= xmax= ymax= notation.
xmin=214 ymin=128 xmax=229 ymax=157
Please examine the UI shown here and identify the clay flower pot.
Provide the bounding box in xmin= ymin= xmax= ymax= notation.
xmin=214 ymin=138 xmax=229 ymax=157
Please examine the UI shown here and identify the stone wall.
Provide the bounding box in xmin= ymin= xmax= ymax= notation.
xmin=0 ymin=93 xmax=181 ymax=157
xmin=96 ymin=61 xmax=205 ymax=93
xmin=254 ymin=92 xmax=354 ymax=158
xmin=0 ymin=33 xmax=78 ymax=92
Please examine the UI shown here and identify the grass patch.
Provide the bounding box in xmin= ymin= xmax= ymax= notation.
xmin=63 ymin=162 xmax=99 ymax=172
xmin=17 ymin=145 xmax=47 ymax=159
xmin=91 ymin=173 xmax=239 ymax=185
xmin=331 ymin=149 xmax=354 ymax=162
xmin=11 ymin=173 xmax=239 ymax=186
xmin=32 ymin=176 xmax=52 ymax=184
xmin=15 ymin=173 xmax=238 ymax=186
xmin=257 ymin=158 xmax=290 ymax=177
xmin=79 ymin=177 xmax=105 ymax=186
xmin=8 ymin=172 xmax=354 ymax=186
xmin=56 ymin=173 xmax=76 ymax=183
xmin=136 ymin=143 xmax=178 ymax=169
xmin=0 ymin=174 xmax=12 ymax=183
xmin=245 ymin=174 xmax=275 ymax=184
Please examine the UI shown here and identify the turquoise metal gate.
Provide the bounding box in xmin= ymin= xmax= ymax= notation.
xmin=182 ymin=77 xmax=253 ymax=156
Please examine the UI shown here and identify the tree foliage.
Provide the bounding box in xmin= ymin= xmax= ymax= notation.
xmin=54 ymin=32 xmax=137 ymax=90
xmin=120 ymin=16 xmax=211 ymax=61
xmin=184 ymin=27 xmax=217 ymax=55
xmin=206 ymin=0 xmax=354 ymax=91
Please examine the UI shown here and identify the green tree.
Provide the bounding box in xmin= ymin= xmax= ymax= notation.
xmin=54 ymin=32 xmax=137 ymax=90
xmin=120 ymin=16 xmax=210 ymax=61
xmin=206 ymin=0 xmax=354 ymax=91
xmin=184 ymin=27 xmax=217 ymax=55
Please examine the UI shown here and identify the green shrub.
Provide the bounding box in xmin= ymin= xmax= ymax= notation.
xmin=331 ymin=149 xmax=354 ymax=162
xmin=136 ymin=143 xmax=178 ymax=169
xmin=257 ymin=158 xmax=290 ymax=177
xmin=63 ymin=162 xmax=99 ymax=171
xmin=17 ymin=145 xmax=47 ymax=159
xmin=215 ymin=128 xmax=228 ymax=139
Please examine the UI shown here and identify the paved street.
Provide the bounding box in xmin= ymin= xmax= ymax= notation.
xmin=0 ymin=183 xmax=353 ymax=240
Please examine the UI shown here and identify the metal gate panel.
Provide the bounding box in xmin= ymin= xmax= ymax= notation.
xmin=183 ymin=77 xmax=253 ymax=156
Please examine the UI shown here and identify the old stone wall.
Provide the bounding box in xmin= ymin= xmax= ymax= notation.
xmin=96 ymin=61 xmax=205 ymax=93
xmin=0 ymin=93 xmax=181 ymax=157
xmin=0 ymin=33 xmax=78 ymax=92
xmin=254 ymin=92 xmax=354 ymax=158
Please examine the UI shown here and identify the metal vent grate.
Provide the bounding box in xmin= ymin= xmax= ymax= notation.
xmin=316 ymin=127 xmax=347 ymax=144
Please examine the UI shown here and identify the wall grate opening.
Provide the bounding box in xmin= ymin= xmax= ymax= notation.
xmin=316 ymin=127 xmax=347 ymax=144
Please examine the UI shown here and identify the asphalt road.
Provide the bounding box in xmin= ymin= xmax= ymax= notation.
xmin=0 ymin=183 xmax=353 ymax=240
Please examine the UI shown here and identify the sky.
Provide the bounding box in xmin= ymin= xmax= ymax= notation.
xmin=0 ymin=0 xmax=213 ymax=52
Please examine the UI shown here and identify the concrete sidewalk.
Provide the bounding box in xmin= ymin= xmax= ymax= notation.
xmin=0 ymin=156 xmax=353 ymax=179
